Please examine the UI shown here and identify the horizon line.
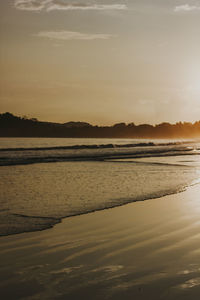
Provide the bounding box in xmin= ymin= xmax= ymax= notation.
xmin=1 ymin=112 xmax=200 ymax=128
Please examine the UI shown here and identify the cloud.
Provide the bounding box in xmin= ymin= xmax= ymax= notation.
xmin=35 ymin=30 xmax=115 ymax=40
xmin=14 ymin=0 xmax=47 ymax=11
xmin=14 ymin=0 xmax=127 ymax=12
xmin=47 ymin=4 xmax=127 ymax=12
xmin=174 ymin=4 xmax=200 ymax=12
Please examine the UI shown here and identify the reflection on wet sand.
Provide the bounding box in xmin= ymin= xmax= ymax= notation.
xmin=1 ymin=184 xmax=200 ymax=299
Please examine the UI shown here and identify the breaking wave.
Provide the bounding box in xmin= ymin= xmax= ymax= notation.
xmin=0 ymin=141 xmax=199 ymax=166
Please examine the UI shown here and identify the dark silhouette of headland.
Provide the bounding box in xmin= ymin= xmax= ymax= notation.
xmin=0 ymin=112 xmax=200 ymax=138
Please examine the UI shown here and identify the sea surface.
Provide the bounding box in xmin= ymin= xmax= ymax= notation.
xmin=0 ymin=138 xmax=200 ymax=236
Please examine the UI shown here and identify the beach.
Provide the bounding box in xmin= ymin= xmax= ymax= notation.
xmin=1 ymin=0 xmax=200 ymax=297
xmin=2 ymin=0 xmax=200 ymax=298
xmin=1 ymin=183 xmax=200 ymax=299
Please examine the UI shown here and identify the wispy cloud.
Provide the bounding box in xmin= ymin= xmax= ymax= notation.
xmin=174 ymin=4 xmax=200 ymax=12
xmin=35 ymin=30 xmax=116 ymax=40
xmin=14 ymin=0 xmax=127 ymax=12
xmin=46 ymin=2 xmax=127 ymax=12
xmin=14 ymin=0 xmax=46 ymax=11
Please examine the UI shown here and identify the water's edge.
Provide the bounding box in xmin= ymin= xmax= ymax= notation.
xmin=1 ymin=181 xmax=198 ymax=238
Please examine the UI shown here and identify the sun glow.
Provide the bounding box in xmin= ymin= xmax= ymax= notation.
xmin=186 ymin=67 xmax=200 ymax=97
xmin=187 ymin=81 xmax=200 ymax=95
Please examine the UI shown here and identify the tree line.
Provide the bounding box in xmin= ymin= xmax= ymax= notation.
xmin=1 ymin=112 xmax=200 ymax=138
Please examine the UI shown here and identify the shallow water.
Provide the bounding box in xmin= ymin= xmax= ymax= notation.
xmin=0 ymin=138 xmax=200 ymax=236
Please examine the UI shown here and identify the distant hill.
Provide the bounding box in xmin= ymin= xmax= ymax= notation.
xmin=63 ymin=121 xmax=92 ymax=128
xmin=0 ymin=112 xmax=200 ymax=138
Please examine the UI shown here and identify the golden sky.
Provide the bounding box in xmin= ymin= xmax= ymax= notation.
xmin=0 ymin=0 xmax=200 ymax=125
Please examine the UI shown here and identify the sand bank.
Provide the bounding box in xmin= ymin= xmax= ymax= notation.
xmin=1 ymin=184 xmax=200 ymax=299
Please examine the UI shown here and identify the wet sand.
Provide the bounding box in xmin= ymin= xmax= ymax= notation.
xmin=1 ymin=184 xmax=200 ymax=299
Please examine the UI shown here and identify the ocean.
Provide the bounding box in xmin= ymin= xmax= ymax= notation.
xmin=0 ymin=138 xmax=200 ymax=236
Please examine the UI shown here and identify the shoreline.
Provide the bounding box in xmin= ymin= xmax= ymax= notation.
xmin=1 ymin=183 xmax=200 ymax=299
xmin=0 ymin=180 xmax=195 ymax=238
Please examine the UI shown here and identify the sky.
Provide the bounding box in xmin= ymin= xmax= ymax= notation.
xmin=0 ymin=0 xmax=200 ymax=125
